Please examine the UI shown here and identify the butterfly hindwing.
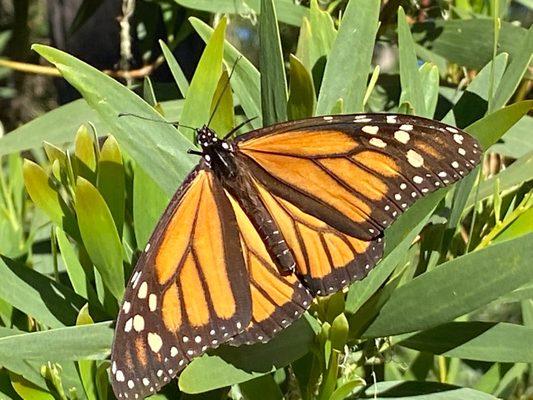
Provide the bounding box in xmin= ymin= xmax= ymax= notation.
xmin=250 ymin=179 xmax=383 ymax=296
xmin=111 ymin=167 xmax=251 ymax=399
xmin=237 ymin=114 xmax=481 ymax=241
xmin=225 ymin=192 xmax=313 ymax=345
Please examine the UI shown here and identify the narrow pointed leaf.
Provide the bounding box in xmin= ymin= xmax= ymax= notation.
xmin=364 ymin=233 xmax=533 ymax=337
xmin=399 ymin=322 xmax=533 ymax=362
xmin=22 ymin=160 xmax=78 ymax=239
xmin=75 ymin=177 xmax=124 ymax=299
xmin=179 ymin=17 xmax=226 ymax=142
xmin=398 ymin=7 xmax=426 ymax=117
xmin=287 ymin=54 xmax=315 ymax=120
xmin=316 ymin=0 xmax=379 ymax=114
xmin=0 ymin=257 xmax=85 ymax=328
xmin=209 ymin=70 xmax=234 ymax=136
xmin=97 ymin=135 xmax=125 ymax=236
xmin=160 ymin=40 xmax=189 ymax=98
xmin=133 ymin=164 xmax=169 ymax=250
xmin=260 ymin=0 xmax=288 ymax=125
xmin=190 ymin=18 xmax=262 ymax=129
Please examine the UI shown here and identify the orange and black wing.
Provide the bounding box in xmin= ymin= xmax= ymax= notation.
xmin=225 ymin=192 xmax=313 ymax=346
xmin=110 ymin=166 xmax=251 ymax=399
xmin=236 ymin=114 xmax=481 ymax=294
xmin=237 ymin=114 xmax=481 ymax=241
xmin=249 ymin=179 xmax=383 ymax=296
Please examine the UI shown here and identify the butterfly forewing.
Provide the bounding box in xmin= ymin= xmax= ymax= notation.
xmin=111 ymin=167 xmax=251 ymax=399
xmin=237 ymin=114 xmax=481 ymax=240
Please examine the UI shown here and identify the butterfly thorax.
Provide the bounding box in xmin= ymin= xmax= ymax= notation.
xmin=196 ymin=126 xmax=238 ymax=177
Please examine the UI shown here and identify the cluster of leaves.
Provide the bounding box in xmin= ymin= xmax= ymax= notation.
xmin=0 ymin=0 xmax=532 ymax=399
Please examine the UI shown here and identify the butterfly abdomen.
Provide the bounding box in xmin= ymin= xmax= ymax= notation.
xmin=221 ymin=162 xmax=296 ymax=275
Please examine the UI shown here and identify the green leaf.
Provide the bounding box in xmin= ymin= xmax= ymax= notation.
xmin=465 ymin=151 xmax=532 ymax=210
xmin=0 ymin=99 xmax=183 ymax=159
xmin=142 ymin=76 xmax=158 ymax=109
xmin=190 ymin=18 xmax=262 ymax=129
xmin=493 ymin=26 xmax=533 ymax=109
xmin=363 ymin=65 xmax=380 ymax=107
xmin=398 ymin=322 xmax=533 ymax=363
xmin=489 ymin=116 xmax=533 ymax=158
xmin=209 ymin=70 xmax=234 ymax=136
xmin=443 ymin=52 xmax=508 ymax=127
xmin=74 ymin=177 xmax=124 ymax=299
xmin=260 ymin=0 xmax=288 ymax=125
xmin=330 ymin=313 xmax=349 ymax=351
xmin=0 ymin=99 xmax=101 ymax=158
xmin=363 ymin=233 xmax=533 ymax=337
xmin=22 ymin=160 xmax=78 ymax=238
xmin=413 ymin=19 xmax=527 ymax=71
xmin=55 ymin=227 xmax=90 ymax=299
xmin=9 ymin=374 xmax=54 ymax=400
xmin=287 ymin=55 xmax=316 ymax=120
xmin=494 ymin=207 xmax=533 ymax=244
xmin=160 ymin=40 xmax=189 ymax=98
xmin=296 ymin=0 xmax=337 ymax=88
xmin=97 ymin=135 xmax=125 ymax=236
xmin=361 ymin=381 xmax=497 ymax=399
xmin=466 ymin=100 xmax=533 ymax=149
xmin=499 ymin=283 xmax=533 ymax=303
xmin=316 ymin=0 xmax=379 ymax=114
xmin=179 ymin=17 xmax=226 ymax=142
xmin=0 ymin=322 xmax=112 ymax=361
xmin=397 ymin=7 xmax=426 ymax=117
xmin=133 ymin=164 xmax=169 ymax=250
xmin=74 ymin=124 xmax=97 ymax=183
xmin=171 ymin=0 xmax=306 ymax=26
xmin=32 ymin=45 xmax=194 ymax=197
xmin=76 ymin=305 xmax=98 ymax=400
xmin=240 ymin=375 xmax=283 ymax=400
xmin=0 ymin=257 xmax=84 ymax=328
xmin=179 ymin=317 xmax=315 ymax=393
xmin=330 ymin=379 xmax=364 ymax=400
xmin=446 ymin=166 xmax=479 ymax=231
xmin=418 ymin=63 xmax=439 ymax=118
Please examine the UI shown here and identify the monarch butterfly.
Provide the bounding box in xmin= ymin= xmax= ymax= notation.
xmin=110 ymin=113 xmax=481 ymax=399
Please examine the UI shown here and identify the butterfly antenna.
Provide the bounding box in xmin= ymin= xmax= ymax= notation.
xmin=223 ymin=116 xmax=258 ymax=139
xmin=118 ymin=113 xmax=197 ymax=131
xmin=206 ymin=56 xmax=242 ymax=129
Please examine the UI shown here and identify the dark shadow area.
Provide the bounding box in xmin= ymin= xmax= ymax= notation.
xmin=451 ymin=91 xmax=488 ymax=128
xmin=411 ymin=21 xmax=444 ymax=49
xmin=398 ymin=321 xmax=496 ymax=354
xmin=1 ymin=256 xmax=86 ymax=326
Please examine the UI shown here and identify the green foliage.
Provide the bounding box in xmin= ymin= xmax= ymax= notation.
xmin=0 ymin=0 xmax=532 ymax=399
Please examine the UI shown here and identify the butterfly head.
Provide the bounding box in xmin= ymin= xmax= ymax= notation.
xmin=195 ymin=125 xmax=236 ymax=174
xmin=196 ymin=125 xmax=219 ymax=148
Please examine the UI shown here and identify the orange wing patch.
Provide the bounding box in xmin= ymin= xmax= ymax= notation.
xmin=226 ymin=193 xmax=313 ymax=345
xmin=111 ymin=168 xmax=251 ymax=400
xmin=240 ymin=129 xmax=358 ymax=156
xmin=243 ymin=150 xmax=372 ymax=224
xmin=253 ymin=180 xmax=382 ymax=296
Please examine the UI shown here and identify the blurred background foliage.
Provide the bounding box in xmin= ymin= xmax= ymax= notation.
xmin=0 ymin=0 xmax=532 ymax=399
